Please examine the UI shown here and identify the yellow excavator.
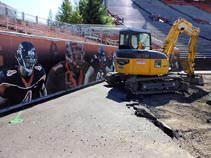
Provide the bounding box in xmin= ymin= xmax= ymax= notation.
xmin=106 ymin=18 xmax=203 ymax=95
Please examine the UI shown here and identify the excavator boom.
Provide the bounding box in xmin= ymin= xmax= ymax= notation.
xmin=162 ymin=18 xmax=200 ymax=76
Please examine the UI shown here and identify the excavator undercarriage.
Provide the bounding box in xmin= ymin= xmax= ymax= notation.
xmin=106 ymin=72 xmax=192 ymax=95
xmin=106 ymin=71 xmax=204 ymax=95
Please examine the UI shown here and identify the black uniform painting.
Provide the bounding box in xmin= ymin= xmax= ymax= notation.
xmin=84 ymin=45 xmax=111 ymax=84
xmin=46 ymin=42 xmax=86 ymax=94
xmin=0 ymin=41 xmax=47 ymax=107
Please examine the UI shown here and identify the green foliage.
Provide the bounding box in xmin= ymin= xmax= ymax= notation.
xmin=55 ymin=0 xmax=115 ymax=25
xmin=55 ymin=0 xmax=73 ymax=23
xmin=71 ymin=5 xmax=83 ymax=23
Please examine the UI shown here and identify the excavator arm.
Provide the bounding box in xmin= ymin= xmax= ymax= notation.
xmin=162 ymin=18 xmax=200 ymax=76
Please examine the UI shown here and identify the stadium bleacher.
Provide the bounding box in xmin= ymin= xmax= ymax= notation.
xmin=108 ymin=0 xmax=211 ymax=69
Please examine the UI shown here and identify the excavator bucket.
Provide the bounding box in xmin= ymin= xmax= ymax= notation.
xmin=180 ymin=73 xmax=204 ymax=86
xmin=180 ymin=59 xmax=204 ymax=86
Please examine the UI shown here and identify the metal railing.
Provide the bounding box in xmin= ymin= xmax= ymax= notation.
xmin=0 ymin=7 xmax=122 ymax=46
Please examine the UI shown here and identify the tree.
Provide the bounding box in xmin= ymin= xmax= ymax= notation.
xmin=55 ymin=0 xmax=73 ymax=23
xmin=79 ymin=0 xmax=114 ymax=24
xmin=71 ymin=5 xmax=83 ymax=23
xmin=55 ymin=0 xmax=114 ymax=25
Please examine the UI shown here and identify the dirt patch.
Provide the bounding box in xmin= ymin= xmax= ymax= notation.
xmin=136 ymin=75 xmax=211 ymax=157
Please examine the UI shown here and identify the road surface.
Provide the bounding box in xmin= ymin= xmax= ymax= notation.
xmin=0 ymin=82 xmax=193 ymax=158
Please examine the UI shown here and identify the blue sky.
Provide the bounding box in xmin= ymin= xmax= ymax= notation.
xmin=1 ymin=0 xmax=78 ymax=19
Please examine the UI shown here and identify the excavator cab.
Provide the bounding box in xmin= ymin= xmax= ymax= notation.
xmin=119 ymin=27 xmax=151 ymax=50
xmin=115 ymin=27 xmax=169 ymax=76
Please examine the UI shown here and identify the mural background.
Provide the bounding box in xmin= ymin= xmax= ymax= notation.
xmin=0 ymin=32 xmax=117 ymax=108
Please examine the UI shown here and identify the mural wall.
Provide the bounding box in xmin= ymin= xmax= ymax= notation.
xmin=0 ymin=32 xmax=117 ymax=109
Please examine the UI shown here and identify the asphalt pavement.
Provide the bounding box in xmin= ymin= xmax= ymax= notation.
xmin=0 ymin=82 xmax=193 ymax=158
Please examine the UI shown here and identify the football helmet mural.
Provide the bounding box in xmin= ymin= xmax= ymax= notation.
xmin=65 ymin=42 xmax=85 ymax=69
xmin=97 ymin=45 xmax=107 ymax=65
xmin=16 ymin=41 xmax=37 ymax=76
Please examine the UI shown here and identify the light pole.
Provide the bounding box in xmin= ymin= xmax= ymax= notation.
xmin=103 ymin=0 xmax=108 ymax=8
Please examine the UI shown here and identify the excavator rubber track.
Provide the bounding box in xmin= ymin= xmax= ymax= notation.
xmin=106 ymin=72 xmax=189 ymax=95
xmin=124 ymin=75 xmax=189 ymax=95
